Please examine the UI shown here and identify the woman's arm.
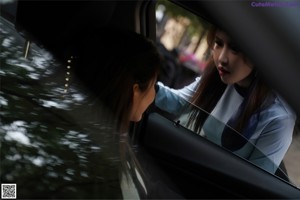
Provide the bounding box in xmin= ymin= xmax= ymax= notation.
xmin=155 ymin=77 xmax=200 ymax=115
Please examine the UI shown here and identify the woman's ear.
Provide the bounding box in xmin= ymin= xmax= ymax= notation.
xmin=133 ymin=83 xmax=140 ymax=93
xmin=132 ymin=83 xmax=141 ymax=101
xmin=130 ymin=83 xmax=142 ymax=122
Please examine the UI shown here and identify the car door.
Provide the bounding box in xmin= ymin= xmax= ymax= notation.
xmin=131 ymin=0 xmax=300 ymax=199
xmin=131 ymin=101 xmax=299 ymax=198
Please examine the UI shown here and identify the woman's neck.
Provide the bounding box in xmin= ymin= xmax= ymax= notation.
xmin=236 ymin=71 xmax=256 ymax=88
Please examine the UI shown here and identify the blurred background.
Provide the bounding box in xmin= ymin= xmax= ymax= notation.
xmin=155 ymin=0 xmax=209 ymax=89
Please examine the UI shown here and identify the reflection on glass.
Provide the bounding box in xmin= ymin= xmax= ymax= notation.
xmin=169 ymin=96 xmax=297 ymax=187
xmin=0 ymin=16 xmax=122 ymax=198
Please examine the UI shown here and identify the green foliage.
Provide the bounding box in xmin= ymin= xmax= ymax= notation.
xmin=156 ymin=0 xmax=209 ymax=37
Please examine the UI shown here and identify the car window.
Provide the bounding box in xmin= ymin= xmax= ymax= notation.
xmin=155 ymin=0 xmax=300 ymax=188
xmin=157 ymin=91 xmax=296 ymax=185
xmin=155 ymin=0 xmax=209 ymax=89
xmin=0 ymin=16 xmax=127 ymax=199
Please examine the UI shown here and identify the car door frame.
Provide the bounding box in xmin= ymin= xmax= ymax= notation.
xmin=134 ymin=0 xmax=300 ymax=199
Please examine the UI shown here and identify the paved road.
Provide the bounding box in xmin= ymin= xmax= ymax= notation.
xmin=284 ymin=128 xmax=300 ymax=188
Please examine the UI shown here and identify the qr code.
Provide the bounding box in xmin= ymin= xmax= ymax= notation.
xmin=1 ymin=184 xmax=17 ymax=199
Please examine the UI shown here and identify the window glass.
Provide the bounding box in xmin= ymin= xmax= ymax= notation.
xmin=155 ymin=0 xmax=300 ymax=188
xmin=0 ymin=16 xmax=124 ymax=199
xmin=174 ymin=95 xmax=293 ymax=181
xmin=156 ymin=0 xmax=209 ymax=89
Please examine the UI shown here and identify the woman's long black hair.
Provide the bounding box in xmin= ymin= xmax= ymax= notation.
xmin=72 ymin=29 xmax=162 ymax=131
xmin=187 ymin=26 xmax=272 ymax=135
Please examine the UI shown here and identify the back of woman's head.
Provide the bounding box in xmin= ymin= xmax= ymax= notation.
xmin=72 ymin=29 xmax=161 ymax=129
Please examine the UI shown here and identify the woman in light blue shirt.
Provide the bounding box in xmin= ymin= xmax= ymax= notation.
xmin=155 ymin=26 xmax=296 ymax=174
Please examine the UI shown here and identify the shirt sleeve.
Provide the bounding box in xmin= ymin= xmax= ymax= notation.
xmin=155 ymin=77 xmax=200 ymax=115
xmin=247 ymin=114 xmax=296 ymax=174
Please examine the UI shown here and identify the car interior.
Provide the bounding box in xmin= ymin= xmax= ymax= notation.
xmin=1 ymin=0 xmax=300 ymax=199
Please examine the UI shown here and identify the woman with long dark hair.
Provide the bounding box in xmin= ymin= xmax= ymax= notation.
xmin=73 ymin=29 xmax=161 ymax=131
xmin=155 ymin=26 xmax=296 ymax=174
xmin=70 ymin=29 xmax=163 ymax=198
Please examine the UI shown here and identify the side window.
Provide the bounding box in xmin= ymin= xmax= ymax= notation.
xmin=0 ymin=16 xmax=123 ymax=199
xmin=155 ymin=0 xmax=300 ymax=188
xmin=155 ymin=0 xmax=208 ymax=89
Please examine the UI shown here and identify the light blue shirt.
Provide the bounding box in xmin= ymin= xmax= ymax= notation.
xmin=155 ymin=77 xmax=296 ymax=174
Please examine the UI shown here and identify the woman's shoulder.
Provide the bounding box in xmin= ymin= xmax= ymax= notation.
xmin=254 ymin=93 xmax=296 ymax=138
xmin=261 ymin=92 xmax=296 ymax=120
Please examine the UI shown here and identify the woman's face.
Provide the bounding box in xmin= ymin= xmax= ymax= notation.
xmin=130 ymin=78 xmax=156 ymax=122
xmin=212 ymin=30 xmax=253 ymax=87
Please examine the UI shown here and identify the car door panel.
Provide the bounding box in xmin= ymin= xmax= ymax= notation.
xmin=138 ymin=112 xmax=300 ymax=199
